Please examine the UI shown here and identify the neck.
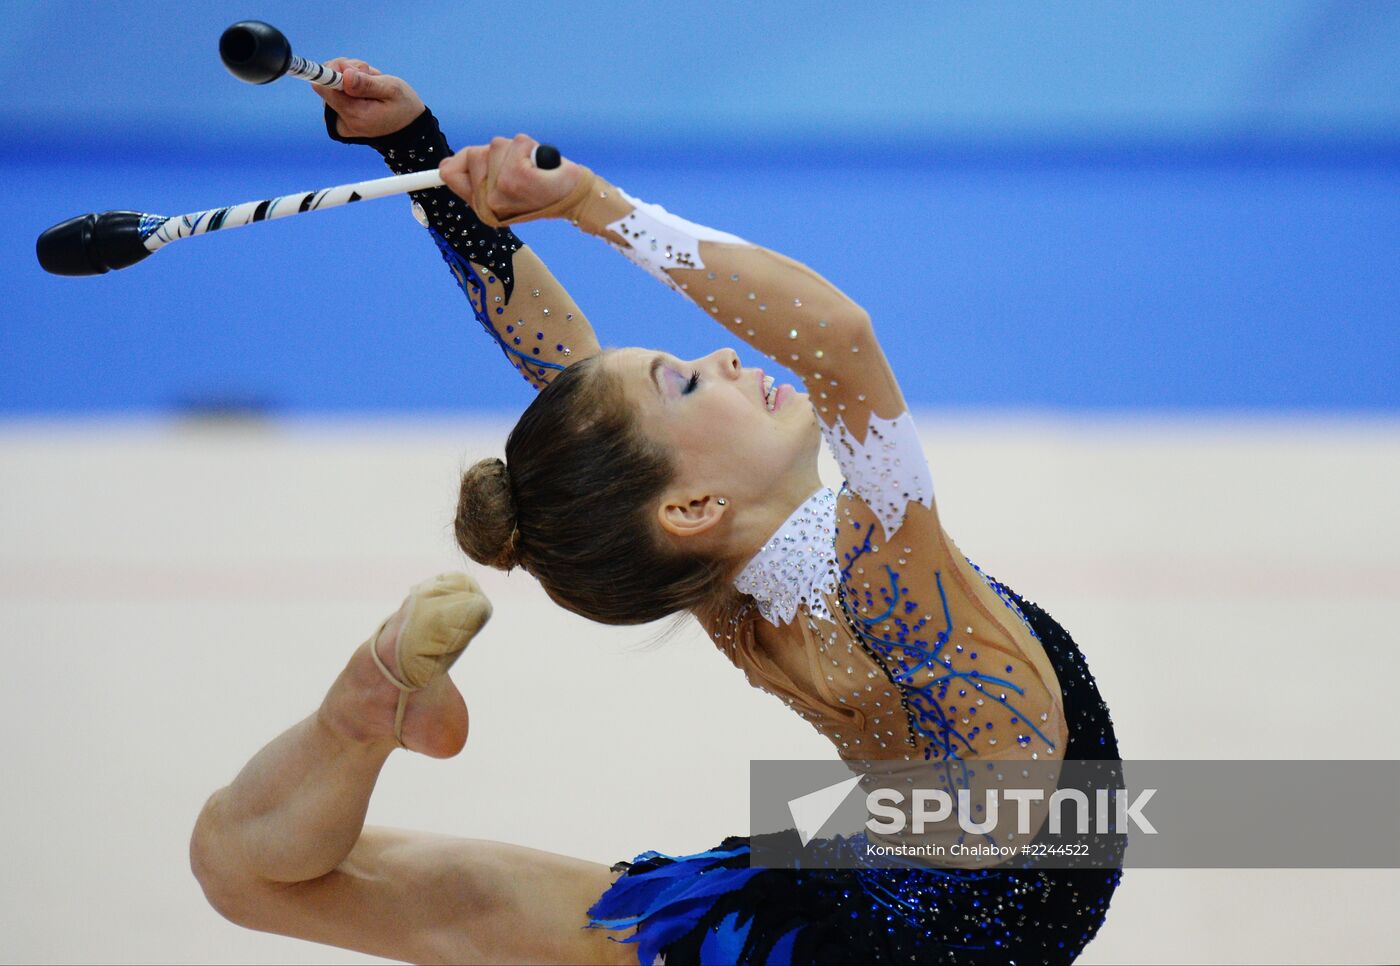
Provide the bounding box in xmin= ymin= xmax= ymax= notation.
xmin=726 ymin=467 xmax=826 ymax=573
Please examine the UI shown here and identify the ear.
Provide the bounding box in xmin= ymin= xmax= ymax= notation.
xmin=657 ymin=493 xmax=728 ymax=539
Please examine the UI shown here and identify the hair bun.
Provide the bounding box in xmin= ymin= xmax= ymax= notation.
xmin=456 ymin=457 xmax=521 ymax=571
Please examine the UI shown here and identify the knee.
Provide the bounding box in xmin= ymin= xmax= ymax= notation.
xmin=189 ymin=790 xmax=263 ymax=928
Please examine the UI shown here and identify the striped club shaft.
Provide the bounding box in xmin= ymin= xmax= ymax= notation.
xmin=285 ymin=54 xmax=343 ymax=90
xmin=142 ymin=168 xmax=446 ymax=252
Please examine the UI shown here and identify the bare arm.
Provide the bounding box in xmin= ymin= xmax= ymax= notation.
xmin=545 ymin=172 xmax=1066 ymax=763
xmin=431 ymin=138 xmax=1064 ymax=762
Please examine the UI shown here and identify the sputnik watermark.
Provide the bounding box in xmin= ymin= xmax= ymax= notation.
xmin=756 ymin=760 xmax=1400 ymax=869
xmin=787 ymin=779 xmax=1154 ymax=850
xmin=866 ymin=786 xmax=1157 ymax=836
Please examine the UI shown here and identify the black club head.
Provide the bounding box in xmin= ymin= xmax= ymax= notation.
xmin=36 ymin=211 xmax=157 ymax=276
xmin=219 ymin=20 xmax=292 ymax=85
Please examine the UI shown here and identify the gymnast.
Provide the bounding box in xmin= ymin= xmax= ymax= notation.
xmin=190 ymin=58 xmax=1123 ymax=965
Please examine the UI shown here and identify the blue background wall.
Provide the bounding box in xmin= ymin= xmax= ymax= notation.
xmin=6 ymin=1 xmax=1398 ymax=414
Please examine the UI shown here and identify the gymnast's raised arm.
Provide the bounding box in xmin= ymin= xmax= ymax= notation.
xmin=446 ymin=149 xmax=1067 ymax=762
xmin=315 ymin=59 xmax=599 ymax=389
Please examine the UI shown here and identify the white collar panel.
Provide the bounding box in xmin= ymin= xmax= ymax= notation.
xmin=733 ymin=487 xmax=839 ymax=627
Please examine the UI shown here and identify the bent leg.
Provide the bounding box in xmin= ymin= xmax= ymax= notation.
xmin=190 ymin=585 xmax=635 ymax=964
xmin=197 ymin=815 xmax=634 ymax=964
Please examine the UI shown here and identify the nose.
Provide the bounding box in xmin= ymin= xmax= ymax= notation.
xmin=703 ymin=347 xmax=742 ymax=380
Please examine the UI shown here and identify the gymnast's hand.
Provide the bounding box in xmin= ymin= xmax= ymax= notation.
xmin=439 ymin=136 xmax=585 ymax=225
xmin=314 ymin=57 xmax=425 ymax=140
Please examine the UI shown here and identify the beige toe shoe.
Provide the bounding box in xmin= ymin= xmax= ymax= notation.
xmin=369 ymin=573 xmax=493 ymax=745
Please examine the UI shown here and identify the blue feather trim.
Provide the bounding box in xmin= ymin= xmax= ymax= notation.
xmin=586 ymin=840 xmax=780 ymax=965
xmin=585 ymin=829 xmax=1121 ymax=965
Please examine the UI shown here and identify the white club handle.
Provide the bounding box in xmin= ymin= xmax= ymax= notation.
xmin=145 ymin=169 xmax=448 ymax=251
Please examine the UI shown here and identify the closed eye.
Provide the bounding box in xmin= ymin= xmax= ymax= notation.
xmin=683 ymin=371 xmax=700 ymax=394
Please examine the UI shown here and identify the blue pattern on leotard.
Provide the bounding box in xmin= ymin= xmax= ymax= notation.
xmin=838 ymin=521 xmax=1057 ymax=766
xmin=586 ymin=585 xmax=1123 ymax=965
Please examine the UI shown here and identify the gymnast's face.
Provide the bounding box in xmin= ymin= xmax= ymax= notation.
xmin=607 ymin=346 xmax=822 ymax=545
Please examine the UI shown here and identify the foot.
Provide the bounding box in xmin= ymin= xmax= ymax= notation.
xmin=320 ymin=575 xmax=490 ymax=758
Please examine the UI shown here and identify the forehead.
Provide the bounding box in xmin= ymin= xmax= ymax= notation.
xmin=608 ymin=346 xmax=660 ymax=371
xmin=602 ymin=346 xmax=664 ymax=407
xmin=604 ymin=346 xmax=670 ymax=384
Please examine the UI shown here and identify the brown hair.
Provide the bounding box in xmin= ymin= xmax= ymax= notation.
xmin=456 ymin=354 xmax=733 ymax=625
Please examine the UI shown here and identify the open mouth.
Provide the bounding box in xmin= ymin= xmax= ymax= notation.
xmin=762 ymin=372 xmax=778 ymax=411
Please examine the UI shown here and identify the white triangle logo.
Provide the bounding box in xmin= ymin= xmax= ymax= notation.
xmin=787 ymin=775 xmax=862 ymax=846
